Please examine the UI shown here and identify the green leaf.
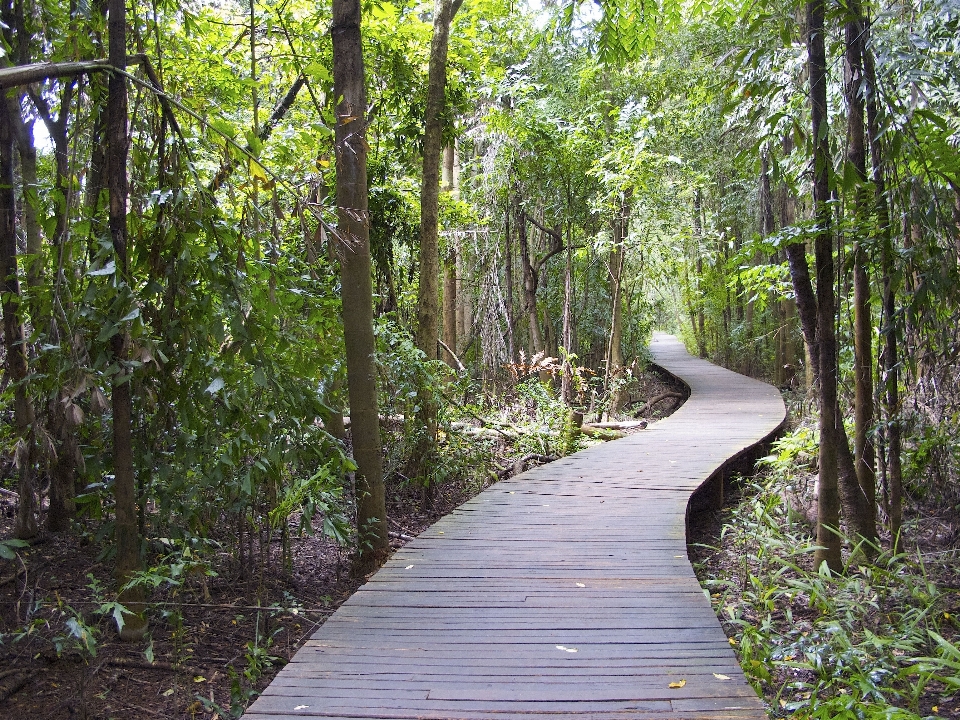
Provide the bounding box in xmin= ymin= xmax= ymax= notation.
xmin=0 ymin=538 xmax=29 ymax=560
xmin=304 ymin=61 xmax=331 ymax=82
xmin=88 ymin=260 xmax=116 ymax=277
xmin=205 ymin=377 xmax=225 ymax=394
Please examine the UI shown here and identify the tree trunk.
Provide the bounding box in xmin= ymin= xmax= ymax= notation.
xmin=807 ymin=0 xmax=842 ymax=573
xmin=605 ymin=192 xmax=629 ymax=412
xmin=332 ymin=0 xmax=389 ymax=568
xmin=517 ymin=207 xmax=543 ymax=355
xmin=412 ymin=0 xmax=460 ymax=488
xmin=502 ymin=205 xmax=516 ymax=364
xmin=415 ymin=0 xmax=459 ymax=361
xmin=0 ymin=92 xmax=38 ymax=540
xmin=441 ymin=146 xmax=457 ymax=367
xmin=693 ymin=190 xmax=707 ymax=358
xmin=108 ymin=0 xmax=147 ymax=639
xmin=864 ymin=34 xmax=903 ymax=549
xmin=845 ymin=0 xmax=878 ymax=543
xmin=561 ymin=224 xmax=574 ymax=404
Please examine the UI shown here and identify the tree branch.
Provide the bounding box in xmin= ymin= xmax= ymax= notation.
xmin=0 ymin=57 xmax=146 ymax=89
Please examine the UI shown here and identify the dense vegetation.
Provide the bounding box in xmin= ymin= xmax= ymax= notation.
xmin=1 ymin=0 xmax=959 ymax=715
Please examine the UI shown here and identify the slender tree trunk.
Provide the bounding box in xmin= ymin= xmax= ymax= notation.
xmin=561 ymin=224 xmax=574 ymax=404
xmin=441 ymin=146 xmax=457 ymax=367
xmin=845 ymin=0 xmax=878 ymax=543
xmin=808 ymin=0 xmax=842 ymax=572
xmin=108 ymin=0 xmax=147 ymax=639
xmin=517 ymin=207 xmax=543 ymax=354
xmin=693 ymin=190 xmax=707 ymax=358
xmin=864 ymin=34 xmax=903 ymax=548
xmin=0 ymin=93 xmax=38 ymax=540
xmin=785 ymin=242 xmax=819 ymax=388
xmin=415 ymin=0 xmax=459 ymax=360
xmin=504 ymin=204 xmax=516 ymax=363
xmin=605 ymin=192 xmax=629 ymax=412
xmin=332 ymin=0 xmax=388 ymax=567
xmin=443 ymin=245 xmax=457 ymax=365
xmin=776 ymin=152 xmax=799 ymax=385
xmin=761 ymin=151 xmax=777 ymax=381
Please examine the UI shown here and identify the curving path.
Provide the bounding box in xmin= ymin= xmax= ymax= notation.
xmin=244 ymin=333 xmax=786 ymax=720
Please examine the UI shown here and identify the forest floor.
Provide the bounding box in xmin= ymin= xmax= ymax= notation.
xmin=0 ymin=368 xmax=682 ymax=720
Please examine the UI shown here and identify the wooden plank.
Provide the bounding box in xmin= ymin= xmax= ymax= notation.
xmin=243 ymin=333 xmax=784 ymax=720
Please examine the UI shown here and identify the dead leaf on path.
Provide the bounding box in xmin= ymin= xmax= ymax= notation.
xmin=668 ymin=679 xmax=686 ymax=688
xmin=713 ymin=673 xmax=731 ymax=680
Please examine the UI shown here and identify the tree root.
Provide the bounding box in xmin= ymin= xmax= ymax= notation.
xmin=633 ymin=391 xmax=684 ymax=417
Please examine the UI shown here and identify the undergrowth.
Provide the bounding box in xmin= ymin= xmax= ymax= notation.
xmin=695 ymin=424 xmax=960 ymax=720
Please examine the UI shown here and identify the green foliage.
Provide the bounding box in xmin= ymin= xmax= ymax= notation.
xmin=700 ymin=435 xmax=959 ymax=718
xmin=0 ymin=538 xmax=29 ymax=561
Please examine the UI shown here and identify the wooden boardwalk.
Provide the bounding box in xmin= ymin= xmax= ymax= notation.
xmin=244 ymin=333 xmax=786 ymax=720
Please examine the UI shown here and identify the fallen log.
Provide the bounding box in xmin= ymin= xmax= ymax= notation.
xmin=579 ymin=426 xmax=625 ymax=440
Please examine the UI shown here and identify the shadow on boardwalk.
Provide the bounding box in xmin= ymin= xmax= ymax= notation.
xmin=244 ymin=332 xmax=786 ymax=720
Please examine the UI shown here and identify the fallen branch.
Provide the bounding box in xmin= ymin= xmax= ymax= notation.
xmin=583 ymin=420 xmax=648 ymax=431
xmin=0 ymin=671 xmax=32 ymax=703
xmin=633 ymin=391 xmax=684 ymax=417
xmin=388 ymin=531 xmax=416 ymax=542
xmin=105 ymin=658 xmax=193 ymax=673
xmin=498 ymin=453 xmax=557 ymax=479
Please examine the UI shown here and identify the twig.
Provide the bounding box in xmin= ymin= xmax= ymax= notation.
xmin=106 ymin=658 xmax=197 ymax=673
xmin=120 ymin=703 xmax=167 ymax=717
xmin=437 ymin=339 xmax=467 ymax=374
xmin=0 ymin=557 xmax=42 ymax=589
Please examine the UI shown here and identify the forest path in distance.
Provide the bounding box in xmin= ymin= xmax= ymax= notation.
xmin=243 ymin=332 xmax=787 ymax=720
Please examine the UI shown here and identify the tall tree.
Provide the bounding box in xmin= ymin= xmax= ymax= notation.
xmin=331 ymin=0 xmax=389 ymax=567
xmin=412 ymin=0 xmax=464 ymax=485
xmin=108 ymin=0 xmax=147 ymax=639
xmin=845 ymin=0 xmax=878 ymax=538
xmin=807 ymin=0 xmax=842 ymax=573
xmin=0 ymin=91 xmax=38 ymax=540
